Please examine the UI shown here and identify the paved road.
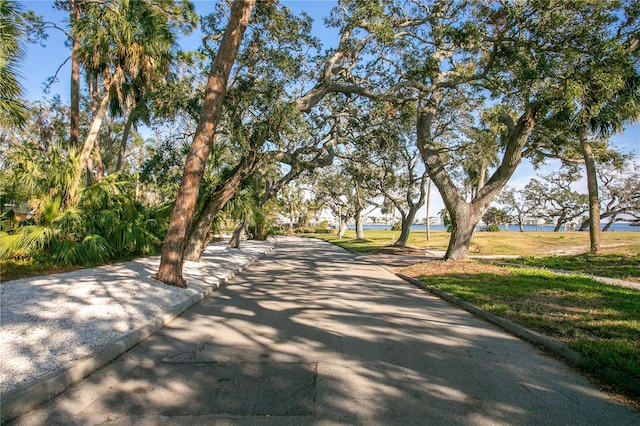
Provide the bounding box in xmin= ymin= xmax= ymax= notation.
xmin=9 ymin=237 xmax=639 ymax=425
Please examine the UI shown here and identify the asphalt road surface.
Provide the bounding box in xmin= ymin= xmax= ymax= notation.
xmin=8 ymin=236 xmax=639 ymax=425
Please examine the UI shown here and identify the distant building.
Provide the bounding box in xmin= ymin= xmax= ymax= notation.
xmin=523 ymin=217 xmax=545 ymax=226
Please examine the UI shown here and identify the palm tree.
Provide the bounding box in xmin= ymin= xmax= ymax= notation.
xmin=439 ymin=208 xmax=451 ymax=228
xmin=0 ymin=0 xmax=29 ymax=128
xmin=67 ymin=0 xmax=195 ymax=205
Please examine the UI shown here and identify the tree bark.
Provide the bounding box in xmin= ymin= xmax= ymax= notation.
xmin=355 ymin=210 xmax=365 ymax=240
xmin=446 ymin=204 xmax=484 ymax=260
xmin=70 ymin=0 xmax=81 ymax=147
xmin=416 ymin=102 xmax=537 ymax=260
xmin=553 ymin=214 xmax=565 ymax=232
xmin=338 ymin=213 xmax=347 ymax=238
xmin=426 ymin=178 xmax=432 ymax=240
xmin=67 ymin=91 xmax=110 ymax=207
xmin=228 ymin=221 xmax=246 ymax=249
xmin=116 ymin=107 xmax=136 ymax=172
xmin=579 ymin=125 xmax=601 ymax=253
xmin=154 ymin=0 xmax=255 ymax=287
xmin=394 ymin=209 xmax=418 ymax=247
xmin=603 ymin=215 xmax=616 ymax=231
xmin=182 ymin=152 xmax=261 ymax=262
xmin=93 ymin=137 xmax=104 ymax=183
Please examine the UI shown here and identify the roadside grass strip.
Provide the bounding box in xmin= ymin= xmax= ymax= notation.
xmin=499 ymin=253 xmax=640 ymax=283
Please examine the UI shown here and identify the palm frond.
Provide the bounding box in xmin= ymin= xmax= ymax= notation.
xmin=0 ymin=232 xmax=21 ymax=259
xmin=52 ymin=238 xmax=81 ymax=266
xmin=78 ymin=234 xmax=114 ymax=265
xmin=16 ymin=225 xmax=55 ymax=252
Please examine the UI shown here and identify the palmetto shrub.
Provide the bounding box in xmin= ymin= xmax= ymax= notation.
xmin=1 ymin=174 xmax=166 ymax=266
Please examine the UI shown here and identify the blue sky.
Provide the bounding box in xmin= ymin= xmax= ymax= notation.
xmin=16 ymin=1 xmax=640 ymax=217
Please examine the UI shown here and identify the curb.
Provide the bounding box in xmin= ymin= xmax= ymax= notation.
xmin=394 ymin=272 xmax=586 ymax=366
xmin=396 ymin=272 xmax=640 ymax=397
xmin=0 ymin=244 xmax=274 ymax=423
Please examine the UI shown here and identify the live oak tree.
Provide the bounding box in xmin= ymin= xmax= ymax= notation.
xmin=178 ymin=3 xmax=329 ymax=263
xmin=311 ymin=164 xmax=360 ymax=239
xmin=320 ymin=0 xmax=638 ymax=260
xmin=585 ymin=159 xmax=640 ymax=230
xmin=497 ymin=187 xmax=535 ymax=232
xmin=154 ymin=0 xmax=256 ymax=287
xmin=344 ymin=102 xmax=428 ymax=247
xmin=175 ymin=3 xmax=376 ymax=268
xmin=523 ymin=170 xmax=589 ymax=232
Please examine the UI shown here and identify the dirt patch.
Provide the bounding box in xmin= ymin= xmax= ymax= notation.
xmin=399 ymin=260 xmax=511 ymax=278
xmin=373 ymin=246 xmax=429 ymax=255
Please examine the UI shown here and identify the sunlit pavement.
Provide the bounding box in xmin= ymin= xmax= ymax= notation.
xmin=7 ymin=236 xmax=639 ymax=425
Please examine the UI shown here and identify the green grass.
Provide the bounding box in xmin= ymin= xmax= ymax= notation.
xmin=307 ymin=230 xmax=640 ymax=282
xmin=409 ymin=265 xmax=640 ymax=398
xmin=305 ymin=229 xmax=640 ymax=256
xmin=500 ymin=253 xmax=640 ymax=282
xmin=304 ymin=229 xmax=451 ymax=253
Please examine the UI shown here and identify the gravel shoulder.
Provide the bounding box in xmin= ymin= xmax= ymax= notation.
xmin=0 ymin=239 xmax=273 ymax=395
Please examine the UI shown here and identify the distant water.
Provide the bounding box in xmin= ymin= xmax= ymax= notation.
xmin=358 ymin=223 xmax=640 ymax=232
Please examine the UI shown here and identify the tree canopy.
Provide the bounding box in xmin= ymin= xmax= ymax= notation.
xmin=2 ymin=0 xmax=639 ymax=280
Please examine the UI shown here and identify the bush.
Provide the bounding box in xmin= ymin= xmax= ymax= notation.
xmin=313 ymin=227 xmax=334 ymax=234
xmin=294 ymin=227 xmax=316 ymax=234
xmin=482 ymin=224 xmax=500 ymax=232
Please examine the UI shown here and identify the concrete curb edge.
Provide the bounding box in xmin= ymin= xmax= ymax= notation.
xmin=394 ymin=272 xmax=586 ymax=366
xmin=395 ymin=272 xmax=640 ymax=397
xmin=1 ymin=243 xmax=274 ymax=422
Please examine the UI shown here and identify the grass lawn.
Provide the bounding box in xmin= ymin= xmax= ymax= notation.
xmin=500 ymin=253 xmax=640 ymax=283
xmin=308 ymin=229 xmax=640 ymax=255
xmin=400 ymin=260 xmax=640 ymax=401
xmin=307 ymin=229 xmax=640 ymax=281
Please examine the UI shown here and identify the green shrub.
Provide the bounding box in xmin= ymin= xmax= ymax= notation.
xmin=294 ymin=227 xmax=316 ymax=234
xmin=313 ymin=227 xmax=334 ymax=234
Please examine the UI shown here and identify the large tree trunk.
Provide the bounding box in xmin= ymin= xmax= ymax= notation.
xmin=228 ymin=221 xmax=246 ymax=249
xmin=70 ymin=0 xmax=81 ymax=147
xmin=579 ymin=125 xmax=601 ymax=253
xmin=154 ymin=0 xmax=255 ymax=287
xmin=394 ymin=208 xmax=418 ymax=248
xmin=67 ymin=91 xmax=110 ymax=207
xmin=338 ymin=213 xmax=348 ymax=238
xmin=425 ymin=179 xmax=432 ymax=240
xmin=416 ymin=101 xmax=537 ymax=260
xmin=355 ymin=210 xmax=365 ymax=240
xmin=445 ymin=204 xmax=484 ymax=260
xmin=182 ymin=152 xmax=261 ymax=262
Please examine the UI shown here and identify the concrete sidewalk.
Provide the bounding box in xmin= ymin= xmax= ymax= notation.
xmin=4 ymin=237 xmax=640 ymax=425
